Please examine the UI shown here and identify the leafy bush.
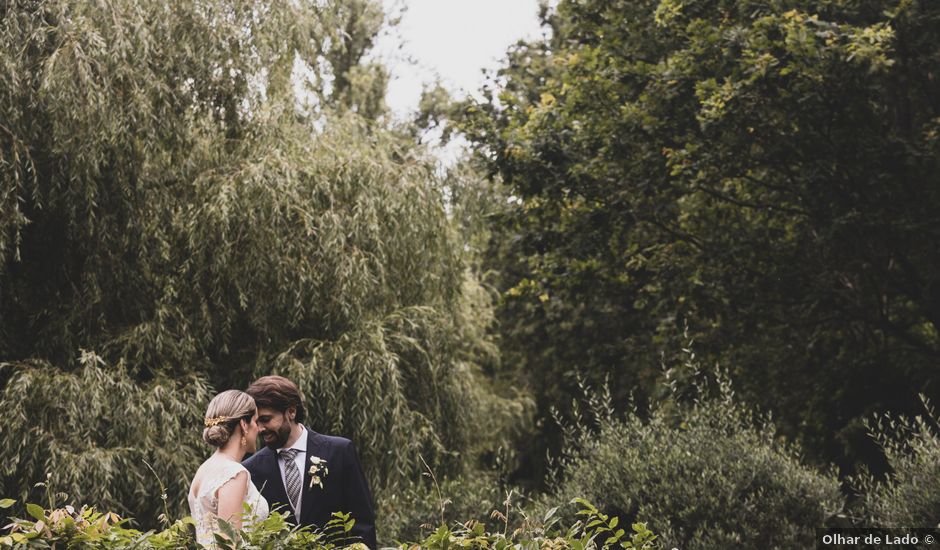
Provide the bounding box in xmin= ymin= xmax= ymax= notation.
xmin=0 ymin=354 xmax=211 ymax=527
xmin=378 ymin=468 xmax=510 ymax=544
xmin=0 ymin=497 xmax=654 ymax=549
xmin=376 ymin=399 xmax=536 ymax=546
xmin=414 ymin=498 xmax=656 ymax=550
xmin=0 ymin=498 xmax=364 ymax=549
xmin=545 ymin=356 xmax=843 ymax=549
xmin=851 ymin=396 xmax=940 ymax=528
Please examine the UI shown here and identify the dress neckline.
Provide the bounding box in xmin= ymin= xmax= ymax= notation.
xmin=190 ymin=456 xmax=245 ymax=499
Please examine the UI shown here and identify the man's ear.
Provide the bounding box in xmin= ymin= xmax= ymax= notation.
xmin=287 ymin=406 xmax=296 ymax=422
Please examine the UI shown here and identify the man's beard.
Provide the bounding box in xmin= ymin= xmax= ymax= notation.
xmin=262 ymin=421 xmax=292 ymax=449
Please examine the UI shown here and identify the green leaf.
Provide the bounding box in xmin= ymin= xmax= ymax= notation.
xmin=25 ymin=503 xmax=45 ymax=522
xmin=216 ymin=517 xmax=237 ymax=544
xmin=543 ymin=506 xmax=559 ymax=523
xmin=571 ymin=497 xmax=593 ymax=509
xmin=0 ymin=499 xmax=15 ymax=509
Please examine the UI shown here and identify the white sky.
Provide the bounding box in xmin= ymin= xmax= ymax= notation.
xmin=374 ymin=0 xmax=548 ymax=119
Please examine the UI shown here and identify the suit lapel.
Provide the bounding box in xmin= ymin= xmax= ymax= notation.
xmin=299 ymin=429 xmax=322 ymax=524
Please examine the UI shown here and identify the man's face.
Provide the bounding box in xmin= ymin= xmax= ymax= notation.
xmin=256 ymin=406 xmax=293 ymax=449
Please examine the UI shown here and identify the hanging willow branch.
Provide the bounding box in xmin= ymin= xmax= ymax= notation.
xmin=0 ymin=0 xmax=530 ymax=529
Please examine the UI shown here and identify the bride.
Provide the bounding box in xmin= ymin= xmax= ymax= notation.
xmin=189 ymin=390 xmax=269 ymax=547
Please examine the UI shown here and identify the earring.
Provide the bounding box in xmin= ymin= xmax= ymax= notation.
xmin=241 ymin=434 xmax=247 ymax=447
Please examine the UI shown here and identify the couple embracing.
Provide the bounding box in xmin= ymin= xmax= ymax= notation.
xmin=187 ymin=375 xmax=376 ymax=549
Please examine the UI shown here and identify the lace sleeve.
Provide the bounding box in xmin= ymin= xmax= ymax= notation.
xmin=197 ymin=461 xmax=249 ymax=509
xmin=189 ymin=460 xmax=253 ymax=548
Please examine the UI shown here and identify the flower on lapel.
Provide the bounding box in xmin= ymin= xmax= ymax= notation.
xmin=308 ymin=455 xmax=329 ymax=489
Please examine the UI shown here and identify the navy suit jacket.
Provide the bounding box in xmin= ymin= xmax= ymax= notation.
xmin=243 ymin=429 xmax=377 ymax=549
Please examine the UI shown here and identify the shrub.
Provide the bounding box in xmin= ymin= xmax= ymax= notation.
xmin=0 ymin=497 xmax=654 ymax=549
xmin=851 ymin=396 xmax=940 ymax=528
xmin=413 ymin=498 xmax=656 ymax=550
xmin=0 ymin=498 xmax=194 ymax=548
xmin=0 ymin=498 xmax=362 ymax=549
xmin=0 ymin=354 xmax=211 ymax=528
xmin=378 ymin=469 xmax=510 ymax=545
xmin=545 ymin=359 xmax=843 ymax=549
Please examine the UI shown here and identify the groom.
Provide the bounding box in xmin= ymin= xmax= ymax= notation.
xmin=243 ymin=375 xmax=377 ymax=549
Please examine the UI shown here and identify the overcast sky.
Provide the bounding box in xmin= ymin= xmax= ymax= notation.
xmin=374 ymin=0 xmax=547 ymax=119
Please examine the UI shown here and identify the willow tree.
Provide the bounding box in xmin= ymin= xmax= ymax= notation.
xmin=0 ymin=0 xmax=515 ymax=526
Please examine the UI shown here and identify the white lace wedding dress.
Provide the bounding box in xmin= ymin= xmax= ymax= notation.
xmin=188 ymin=457 xmax=269 ymax=548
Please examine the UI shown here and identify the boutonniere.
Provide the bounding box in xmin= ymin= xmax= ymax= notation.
xmin=308 ymin=455 xmax=329 ymax=489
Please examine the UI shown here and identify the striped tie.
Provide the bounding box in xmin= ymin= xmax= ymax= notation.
xmin=279 ymin=448 xmax=302 ymax=513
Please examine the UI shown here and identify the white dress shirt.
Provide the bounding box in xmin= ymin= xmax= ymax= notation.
xmin=276 ymin=424 xmax=308 ymax=516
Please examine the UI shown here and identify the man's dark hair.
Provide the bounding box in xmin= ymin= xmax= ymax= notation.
xmin=247 ymin=375 xmax=306 ymax=424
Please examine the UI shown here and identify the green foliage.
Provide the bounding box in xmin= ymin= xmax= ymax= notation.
xmin=544 ymin=351 xmax=843 ymax=549
xmin=412 ymin=502 xmax=656 ymax=550
xmin=0 ymin=352 xmax=211 ymax=526
xmin=0 ymin=503 xmax=193 ymax=548
xmin=0 ymin=0 xmax=394 ymax=278
xmin=0 ymin=498 xmax=649 ymax=549
xmin=0 ymin=0 xmax=525 ymax=529
xmin=851 ymin=396 xmax=940 ymax=528
xmin=378 ymin=469 xmax=509 ymax=544
xmin=0 ymin=501 xmax=366 ymax=549
xmin=463 ymin=0 xmax=940 ymax=474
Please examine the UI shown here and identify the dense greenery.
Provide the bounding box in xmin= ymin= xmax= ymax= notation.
xmin=852 ymin=396 xmax=940 ymax=528
xmin=3 ymin=0 xmax=940 ymax=543
xmin=544 ymin=351 xmax=843 ymax=549
xmin=0 ymin=498 xmax=656 ymax=549
xmin=0 ymin=354 xmax=211 ymax=528
xmin=463 ymin=0 xmax=940 ymax=475
xmin=0 ymin=0 xmax=526 ymax=534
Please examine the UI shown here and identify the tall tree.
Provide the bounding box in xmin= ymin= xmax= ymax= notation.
xmin=464 ymin=0 xmax=940 ymax=474
xmin=0 ymin=0 xmax=516 ymax=526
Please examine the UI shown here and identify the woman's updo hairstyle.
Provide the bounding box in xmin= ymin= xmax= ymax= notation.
xmin=202 ymin=390 xmax=256 ymax=447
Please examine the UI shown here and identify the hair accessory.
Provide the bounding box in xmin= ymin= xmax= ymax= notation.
xmin=204 ymin=415 xmax=230 ymax=427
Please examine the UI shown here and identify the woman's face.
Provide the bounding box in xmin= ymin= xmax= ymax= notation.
xmin=243 ymin=411 xmax=260 ymax=453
